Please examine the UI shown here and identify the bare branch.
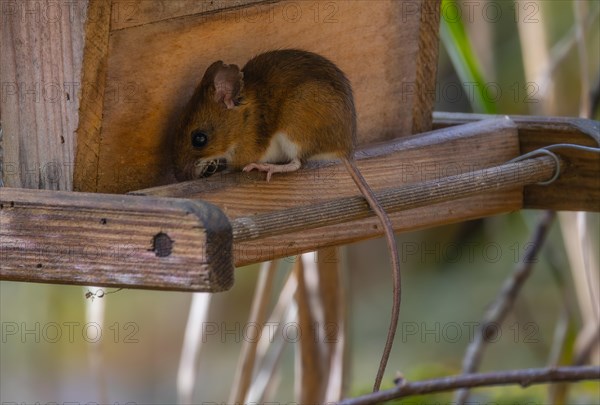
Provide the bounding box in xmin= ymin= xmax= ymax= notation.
xmin=338 ymin=366 xmax=600 ymax=405
xmin=573 ymin=0 xmax=591 ymax=118
xmin=575 ymin=322 xmax=600 ymax=366
xmin=295 ymin=254 xmax=325 ymax=401
xmin=177 ymin=293 xmax=212 ymax=404
xmin=455 ymin=210 xmax=556 ymax=403
xmin=229 ymin=260 xmax=278 ymax=403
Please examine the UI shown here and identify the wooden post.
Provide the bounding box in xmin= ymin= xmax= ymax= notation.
xmin=1 ymin=0 xmax=87 ymax=190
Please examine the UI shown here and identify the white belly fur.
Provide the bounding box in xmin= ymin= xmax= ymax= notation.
xmin=260 ymin=132 xmax=300 ymax=163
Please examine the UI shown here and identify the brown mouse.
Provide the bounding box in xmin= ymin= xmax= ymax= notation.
xmin=173 ymin=49 xmax=401 ymax=391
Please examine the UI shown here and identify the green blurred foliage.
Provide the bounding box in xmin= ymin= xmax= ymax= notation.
xmin=440 ymin=0 xmax=497 ymax=113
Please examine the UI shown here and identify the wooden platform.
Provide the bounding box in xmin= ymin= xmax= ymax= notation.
xmin=139 ymin=118 xmax=522 ymax=266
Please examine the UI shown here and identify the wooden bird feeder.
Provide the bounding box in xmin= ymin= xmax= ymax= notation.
xmin=1 ymin=0 xmax=598 ymax=292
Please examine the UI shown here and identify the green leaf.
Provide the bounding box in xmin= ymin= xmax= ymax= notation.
xmin=440 ymin=0 xmax=496 ymax=114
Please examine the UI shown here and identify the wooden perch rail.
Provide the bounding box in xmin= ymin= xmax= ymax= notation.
xmin=141 ymin=118 xmax=522 ymax=267
xmin=230 ymin=155 xmax=558 ymax=243
xmin=140 ymin=116 xmax=599 ymax=267
xmin=0 ymin=189 xmax=233 ymax=292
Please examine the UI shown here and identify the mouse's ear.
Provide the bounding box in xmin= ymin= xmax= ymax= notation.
xmin=213 ymin=63 xmax=244 ymax=109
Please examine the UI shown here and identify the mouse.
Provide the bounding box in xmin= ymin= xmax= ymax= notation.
xmin=173 ymin=49 xmax=401 ymax=392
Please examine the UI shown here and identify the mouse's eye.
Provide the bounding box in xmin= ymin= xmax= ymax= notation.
xmin=191 ymin=130 xmax=208 ymax=149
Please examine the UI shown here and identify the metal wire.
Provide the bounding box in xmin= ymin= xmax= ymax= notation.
xmin=508 ymin=143 xmax=600 ymax=186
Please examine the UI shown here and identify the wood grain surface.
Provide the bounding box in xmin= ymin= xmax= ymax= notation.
xmin=0 ymin=187 xmax=233 ymax=291
xmin=1 ymin=0 xmax=87 ymax=190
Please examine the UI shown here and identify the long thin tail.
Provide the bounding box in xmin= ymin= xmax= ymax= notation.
xmin=342 ymin=157 xmax=401 ymax=392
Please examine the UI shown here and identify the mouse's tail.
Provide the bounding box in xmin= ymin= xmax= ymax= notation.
xmin=342 ymin=157 xmax=401 ymax=392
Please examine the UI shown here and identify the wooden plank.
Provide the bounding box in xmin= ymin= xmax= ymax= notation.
xmin=138 ymin=118 xmax=522 ymax=266
xmin=433 ymin=112 xmax=600 ymax=212
xmin=110 ymin=0 xmax=272 ymax=31
xmin=74 ymin=0 xmax=441 ymax=193
xmin=1 ymin=0 xmax=87 ymax=190
xmin=0 ymin=125 xmax=4 ymax=187
xmin=73 ymin=0 xmax=112 ymax=193
xmin=0 ymin=188 xmax=233 ymax=292
xmin=411 ymin=0 xmax=441 ymax=134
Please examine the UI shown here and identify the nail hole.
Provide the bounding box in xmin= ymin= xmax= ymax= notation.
xmin=152 ymin=232 xmax=173 ymax=257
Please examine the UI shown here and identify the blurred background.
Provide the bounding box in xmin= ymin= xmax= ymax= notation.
xmin=1 ymin=0 xmax=599 ymax=403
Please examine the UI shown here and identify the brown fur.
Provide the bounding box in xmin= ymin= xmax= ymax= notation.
xmin=173 ymin=49 xmax=356 ymax=180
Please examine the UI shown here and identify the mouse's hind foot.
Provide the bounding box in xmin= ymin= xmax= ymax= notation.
xmin=243 ymin=158 xmax=301 ymax=182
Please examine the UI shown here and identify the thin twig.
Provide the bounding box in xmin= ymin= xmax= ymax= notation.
xmin=574 ymin=323 xmax=600 ymax=366
xmin=338 ymin=366 xmax=600 ymax=405
xmin=177 ymin=293 xmax=212 ymax=404
xmin=560 ymin=211 xmax=600 ymax=368
xmin=229 ymin=260 xmax=278 ymax=403
xmin=318 ymin=248 xmax=347 ymax=401
xmin=573 ymin=1 xmax=590 ymax=118
xmin=546 ymin=248 xmax=580 ymax=404
xmin=577 ymin=212 xmax=600 ymax=322
xmin=85 ymin=286 xmax=108 ymax=404
xmin=295 ymin=253 xmax=325 ymax=401
xmin=547 ymin=306 xmax=570 ymax=404
xmin=455 ymin=210 xmax=556 ymax=404
xmin=246 ymin=267 xmax=298 ymax=402
xmin=535 ymin=4 xmax=600 ymax=103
